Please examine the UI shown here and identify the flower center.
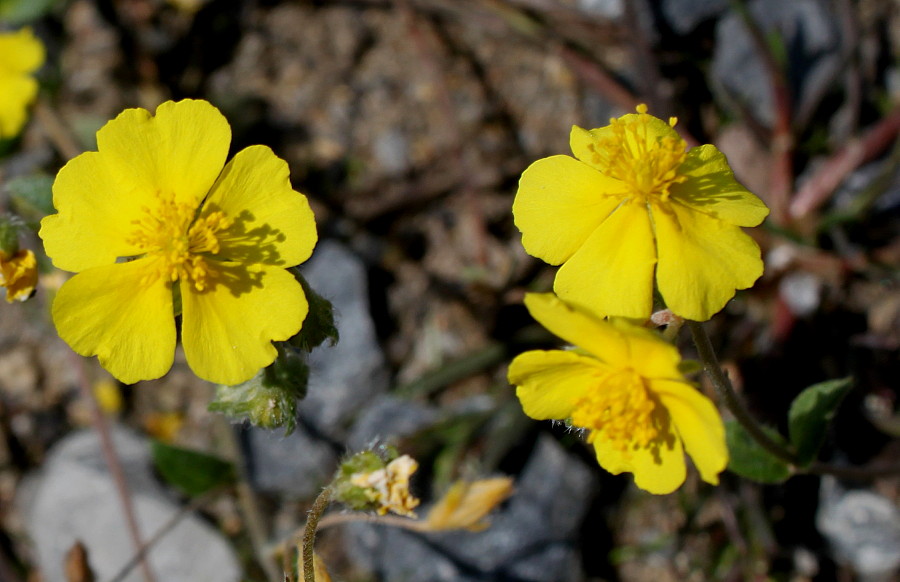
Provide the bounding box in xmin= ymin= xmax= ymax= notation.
xmin=570 ymin=368 xmax=660 ymax=455
xmin=588 ymin=104 xmax=688 ymax=203
xmin=125 ymin=193 xmax=232 ymax=291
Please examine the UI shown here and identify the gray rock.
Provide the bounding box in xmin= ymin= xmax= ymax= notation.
xmin=661 ymin=0 xmax=729 ymax=34
xmin=577 ymin=0 xmax=623 ymax=19
xmin=347 ymin=395 xmax=440 ymax=451
xmin=246 ymin=425 xmax=338 ymax=498
xmin=300 ymin=240 xmax=390 ymax=440
xmin=20 ymin=427 xmax=241 ymax=582
xmin=711 ymin=0 xmax=841 ymax=127
xmin=817 ymin=476 xmax=900 ymax=582
xmin=346 ymin=434 xmax=596 ymax=581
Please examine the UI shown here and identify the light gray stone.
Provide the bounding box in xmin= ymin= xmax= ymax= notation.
xmin=300 ymin=240 xmax=390 ymax=439
xmin=347 ymin=395 xmax=440 ymax=451
xmin=20 ymin=427 xmax=241 ymax=582
xmin=246 ymin=424 xmax=338 ymax=498
xmin=817 ymin=476 xmax=900 ymax=582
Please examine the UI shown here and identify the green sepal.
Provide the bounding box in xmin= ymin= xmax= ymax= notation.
xmin=263 ymin=343 xmax=310 ymax=401
xmin=331 ymin=447 xmax=399 ymax=512
xmin=788 ymin=378 xmax=852 ymax=467
xmin=150 ymin=441 xmax=235 ymax=497
xmin=725 ymin=420 xmax=791 ymax=484
xmin=287 ymin=269 xmax=339 ymax=352
xmin=208 ymin=343 xmax=312 ymax=434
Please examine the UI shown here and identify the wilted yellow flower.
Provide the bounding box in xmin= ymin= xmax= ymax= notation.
xmin=0 ymin=248 xmax=38 ymax=302
xmin=508 ymin=293 xmax=727 ymax=494
xmin=0 ymin=28 xmax=44 ymax=138
xmin=40 ymin=100 xmax=317 ymax=384
xmin=350 ymin=454 xmax=421 ymax=517
xmin=425 ymin=477 xmax=514 ymax=531
xmin=513 ymin=105 xmax=768 ymax=321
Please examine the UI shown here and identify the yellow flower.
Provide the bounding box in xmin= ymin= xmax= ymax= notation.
xmin=508 ymin=293 xmax=727 ymax=494
xmin=0 ymin=248 xmax=38 ymax=302
xmin=513 ymin=105 xmax=769 ymax=321
xmin=0 ymin=28 xmax=44 ymax=138
xmin=39 ymin=100 xmax=317 ymax=385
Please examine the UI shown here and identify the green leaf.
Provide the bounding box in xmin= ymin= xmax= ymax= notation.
xmin=151 ymin=441 xmax=235 ymax=497
xmin=788 ymin=378 xmax=852 ymax=467
xmin=5 ymin=173 xmax=55 ymax=225
xmin=287 ymin=270 xmax=339 ymax=352
xmin=725 ymin=421 xmax=791 ymax=484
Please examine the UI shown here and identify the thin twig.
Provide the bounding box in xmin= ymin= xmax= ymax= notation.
xmin=687 ymin=321 xmax=797 ymax=466
xmin=317 ymin=511 xmax=427 ymax=532
xmin=68 ymin=350 xmax=158 ymax=582
xmin=789 ymin=107 xmax=900 ymax=220
xmin=731 ymin=0 xmax=793 ymax=226
xmin=107 ymin=486 xmax=228 ymax=582
xmin=301 ymin=487 xmax=333 ymax=582
xmin=213 ymin=418 xmax=282 ymax=582
xmin=33 ymin=99 xmax=84 ymax=160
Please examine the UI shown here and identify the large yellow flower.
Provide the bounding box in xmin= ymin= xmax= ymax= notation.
xmin=513 ymin=105 xmax=769 ymax=321
xmin=508 ymin=293 xmax=727 ymax=494
xmin=0 ymin=28 xmax=44 ymax=138
xmin=40 ymin=100 xmax=317 ymax=385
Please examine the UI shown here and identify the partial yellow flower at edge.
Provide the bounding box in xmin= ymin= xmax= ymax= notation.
xmin=507 ymin=293 xmax=727 ymax=494
xmin=513 ymin=105 xmax=769 ymax=321
xmin=0 ymin=28 xmax=45 ymax=138
xmin=0 ymin=249 xmax=38 ymax=302
xmin=39 ymin=99 xmax=318 ymax=385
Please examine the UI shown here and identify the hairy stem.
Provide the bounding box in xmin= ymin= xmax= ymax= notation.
xmin=302 ymin=486 xmax=333 ymax=582
xmin=687 ymin=321 xmax=797 ymax=465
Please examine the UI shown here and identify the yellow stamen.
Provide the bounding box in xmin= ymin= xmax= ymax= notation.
xmin=588 ymin=104 xmax=688 ymax=203
xmin=125 ymin=193 xmax=232 ymax=291
xmin=570 ymin=368 xmax=660 ymax=457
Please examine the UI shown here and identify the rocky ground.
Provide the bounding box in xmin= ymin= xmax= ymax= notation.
xmin=1 ymin=0 xmax=899 ymax=581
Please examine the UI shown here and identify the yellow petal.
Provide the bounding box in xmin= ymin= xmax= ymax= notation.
xmin=554 ymin=201 xmax=656 ymax=319
xmin=204 ymin=145 xmax=317 ymax=267
xmin=673 ymin=145 xmax=769 ymax=226
xmin=653 ymin=379 xmax=728 ymax=485
xmin=95 ymin=100 xmax=230 ymax=209
xmin=608 ymin=319 xmax=683 ymax=380
xmin=569 ymin=116 xmax=679 ymax=171
xmin=52 ymin=259 xmax=176 ymax=384
xmin=42 ymin=152 xmax=149 ymax=272
xmin=592 ymin=421 xmax=687 ymax=495
xmin=653 ymin=200 xmax=764 ymax=321
xmin=522 ymin=293 xmax=630 ymax=364
xmin=0 ymin=28 xmax=45 ymax=74
xmin=513 ymin=155 xmax=622 ymax=265
xmin=508 ymin=349 xmax=609 ymax=420
xmin=180 ymin=264 xmax=308 ymax=385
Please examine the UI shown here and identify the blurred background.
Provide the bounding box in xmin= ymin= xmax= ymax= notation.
xmin=0 ymin=0 xmax=899 ymax=580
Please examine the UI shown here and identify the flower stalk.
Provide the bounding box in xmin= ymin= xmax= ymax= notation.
xmin=301 ymin=486 xmax=332 ymax=582
xmin=687 ymin=321 xmax=797 ymax=466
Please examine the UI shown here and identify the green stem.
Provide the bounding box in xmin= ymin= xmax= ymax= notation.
xmin=302 ymin=486 xmax=333 ymax=582
xmin=687 ymin=321 xmax=797 ymax=466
